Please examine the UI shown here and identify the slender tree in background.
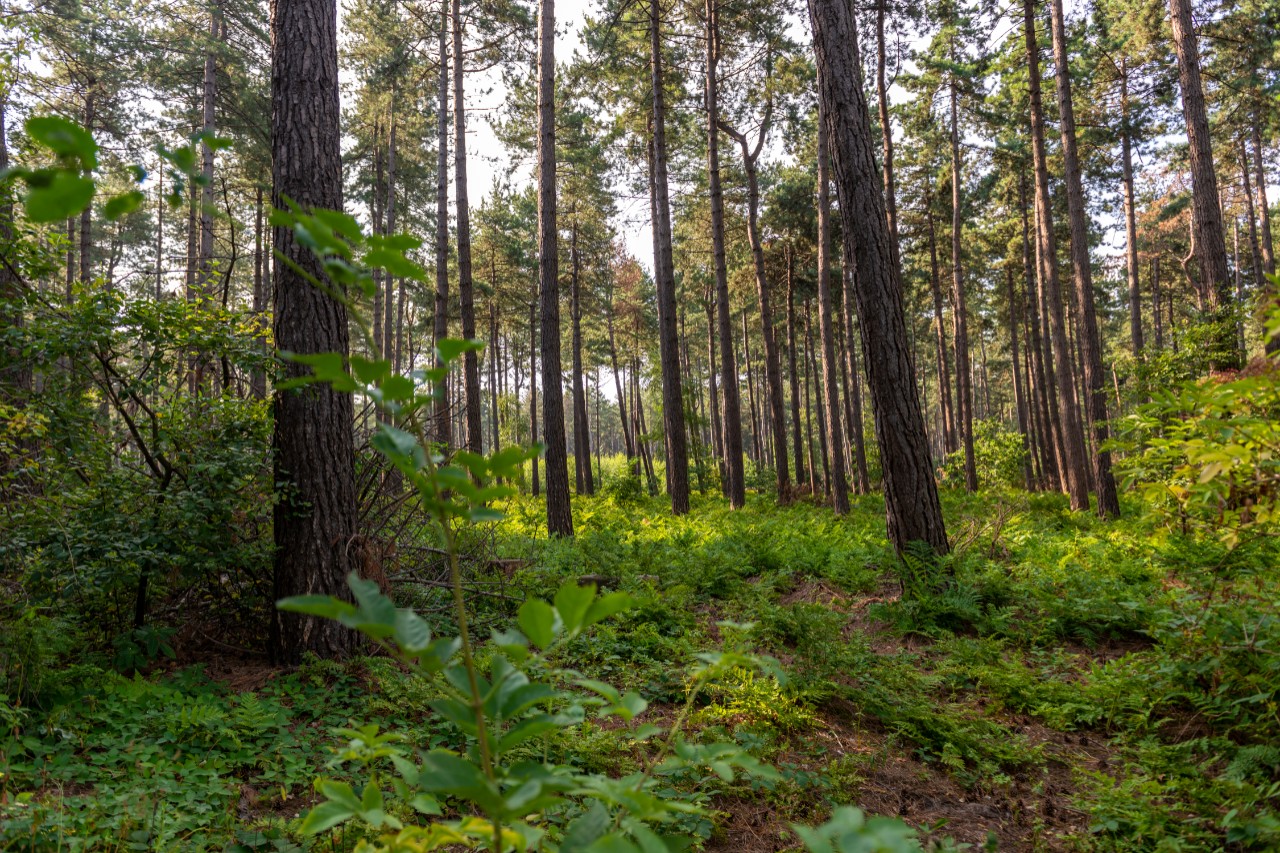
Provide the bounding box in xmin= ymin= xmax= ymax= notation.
xmin=648 ymin=0 xmax=689 ymax=514
xmin=538 ymin=0 xmax=572 ymax=536
xmin=434 ymin=0 xmax=452 ymax=443
xmin=948 ymin=67 xmax=976 ymax=492
xmin=1168 ymin=0 xmax=1236 ymax=365
xmin=815 ymin=99 xmax=849 ymax=514
xmin=1048 ymin=0 xmax=1119 ymax=519
xmin=705 ymin=0 xmax=744 ymax=508
xmin=1119 ymin=59 xmax=1144 ymax=357
xmin=808 ymin=0 xmax=948 ymax=556
xmin=1024 ymin=0 xmax=1089 ymax=511
xmin=454 ymin=0 xmax=482 ymax=454
xmin=269 ymin=0 xmax=357 ymax=662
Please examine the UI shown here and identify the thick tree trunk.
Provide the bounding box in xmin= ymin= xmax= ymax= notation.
xmin=1049 ymin=0 xmax=1119 ymax=519
xmin=453 ymin=0 xmax=483 ymax=454
xmin=434 ymin=1 xmax=451 ymax=443
xmin=648 ymin=0 xmax=689 ymax=514
xmin=809 ymin=0 xmax=948 ymax=556
xmin=538 ymin=0 xmax=572 ymax=535
xmin=269 ymin=0 xmax=357 ymax=663
xmin=949 ymin=78 xmax=977 ymax=492
xmin=1169 ymin=0 xmax=1237 ymax=364
xmin=1025 ymin=0 xmax=1090 ymax=511
xmin=706 ymin=0 xmax=744 ymax=507
xmin=816 ymin=100 xmax=849 ymax=514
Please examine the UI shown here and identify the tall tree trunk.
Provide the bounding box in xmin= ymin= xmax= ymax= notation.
xmin=1169 ymin=0 xmax=1237 ymax=364
xmin=809 ymin=0 xmax=949 ymax=556
xmin=724 ymin=122 xmax=791 ymax=499
xmin=538 ymin=0 xmax=572 ymax=535
xmin=1241 ymin=142 xmax=1266 ymax=303
xmin=787 ymin=255 xmax=805 ymax=483
xmin=1120 ymin=63 xmax=1144 ymax=357
xmin=199 ymin=3 xmax=219 ymax=297
xmin=529 ymin=296 xmax=539 ymax=496
xmin=1006 ymin=264 xmax=1034 ymax=490
xmin=1254 ymin=119 xmax=1275 ymax=278
xmin=648 ymin=0 xmax=689 ymax=514
xmin=490 ymin=297 xmax=500 ymax=454
xmin=0 ymin=92 xmax=29 ymax=398
xmin=801 ymin=300 xmax=816 ymax=491
xmin=842 ymin=263 xmax=870 ymax=492
xmin=385 ymin=105 xmax=397 ymax=364
xmin=705 ymin=294 xmax=724 ymax=481
xmin=434 ymin=1 xmax=452 ymax=443
xmin=371 ymin=121 xmax=385 ymax=358
xmin=1025 ymin=0 xmax=1090 ymax=511
xmin=743 ymin=310 xmax=761 ymax=465
xmin=1049 ymin=0 xmax=1119 ymax=518
xmin=1152 ymin=257 xmax=1164 ymax=352
xmin=453 ymin=0 xmax=482 ymax=454
xmin=606 ymin=303 xmax=636 ymax=471
xmin=570 ymin=216 xmax=593 ymax=494
xmin=251 ymin=185 xmax=266 ymax=399
xmin=1020 ymin=170 xmax=1057 ymax=489
xmin=876 ymin=0 xmax=899 ymax=262
xmin=269 ymin=0 xmax=356 ymax=663
xmin=706 ymin=0 xmax=744 ymax=507
xmin=924 ymin=176 xmax=955 ymax=455
xmin=816 ymin=99 xmax=849 ymax=514
xmin=79 ymin=91 xmax=93 ymax=285
xmin=949 ymin=78 xmax=976 ymax=491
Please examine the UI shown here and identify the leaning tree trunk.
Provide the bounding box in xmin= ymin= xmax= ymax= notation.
xmin=538 ymin=0 xmax=572 ymax=535
xmin=453 ymin=0 xmax=483 ymax=454
xmin=1025 ymin=0 xmax=1090 ymax=511
xmin=705 ymin=0 xmax=745 ymax=508
xmin=816 ymin=98 xmax=849 ymax=514
xmin=269 ymin=0 xmax=357 ymax=663
xmin=1049 ymin=0 xmax=1119 ymax=519
xmin=808 ymin=0 xmax=948 ymax=557
xmin=649 ymin=0 xmax=690 ymax=514
xmin=1169 ymin=0 xmax=1238 ymax=365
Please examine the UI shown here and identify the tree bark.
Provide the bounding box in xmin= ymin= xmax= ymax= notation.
xmin=842 ymin=263 xmax=870 ymax=492
xmin=1254 ymin=119 xmax=1275 ymax=278
xmin=809 ymin=0 xmax=948 ymax=556
xmin=570 ymin=216 xmax=594 ymax=494
xmin=924 ymin=175 xmax=955 ymax=454
xmin=949 ymin=77 xmax=976 ymax=491
xmin=434 ymin=0 xmax=452 ymax=443
xmin=876 ymin=0 xmax=900 ymax=263
xmin=453 ymin=0 xmax=482 ymax=454
xmin=816 ymin=99 xmax=849 ymax=514
xmin=723 ymin=119 xmax=790 ymax=500
xmin=1169 ymin=0 xmax=1237 ymax=364
xmin=1049 ymin=0 xmax=1119 ymax=518
xmin=538 ymin=0 xmax=572 ymax=534
xmin=786 ymin=254 xmax=804 ymax=484
xmin=269 ymin=0 xmax=357 ymax=663
xmin=648 ymin=0 xmax=689 ymax=514
xmin=1025 ymin=0 xmax=1089 ymax=511
xmin=199 ymin=3 xmax=220 ymax=298
xmin=1120 ymin=64 xmax=1144 ymax=357
xmin=705 ymin=0 xmax=745 ymax=507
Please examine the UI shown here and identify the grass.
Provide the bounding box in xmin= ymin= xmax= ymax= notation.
xmin=2 ymin=485 xmax=1279 ymax=851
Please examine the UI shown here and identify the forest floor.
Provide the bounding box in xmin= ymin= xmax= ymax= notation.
xmin=3 ymin=489 xmax=1278 ymax=851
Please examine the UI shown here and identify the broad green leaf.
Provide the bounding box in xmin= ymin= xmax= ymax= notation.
xmin=554 ymin=581 xmax=596 ymax=635
xmin=103 ymin=190 xmax=144 ymax=221
xmin=297 ymin=800 xmax=354 ymax=835
xmin=276 ymin=595 xmax=356 ymax=620
xmin=27 ymin=116 xmax=98 ymax=168
xmin=25 ymin=171 xmax=94 ymax=223
xmin=435 ymin=338 xmax=484 ymax=364
xmin=350 ymin=355 xmax=391 ymax=384
xmin=584 ymin=592 xmax=634 ymax=628
xmin=518 ymin=599 xmax=556 ymax=649
xmin=393 ymin=609 xmax=432 ymax=654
